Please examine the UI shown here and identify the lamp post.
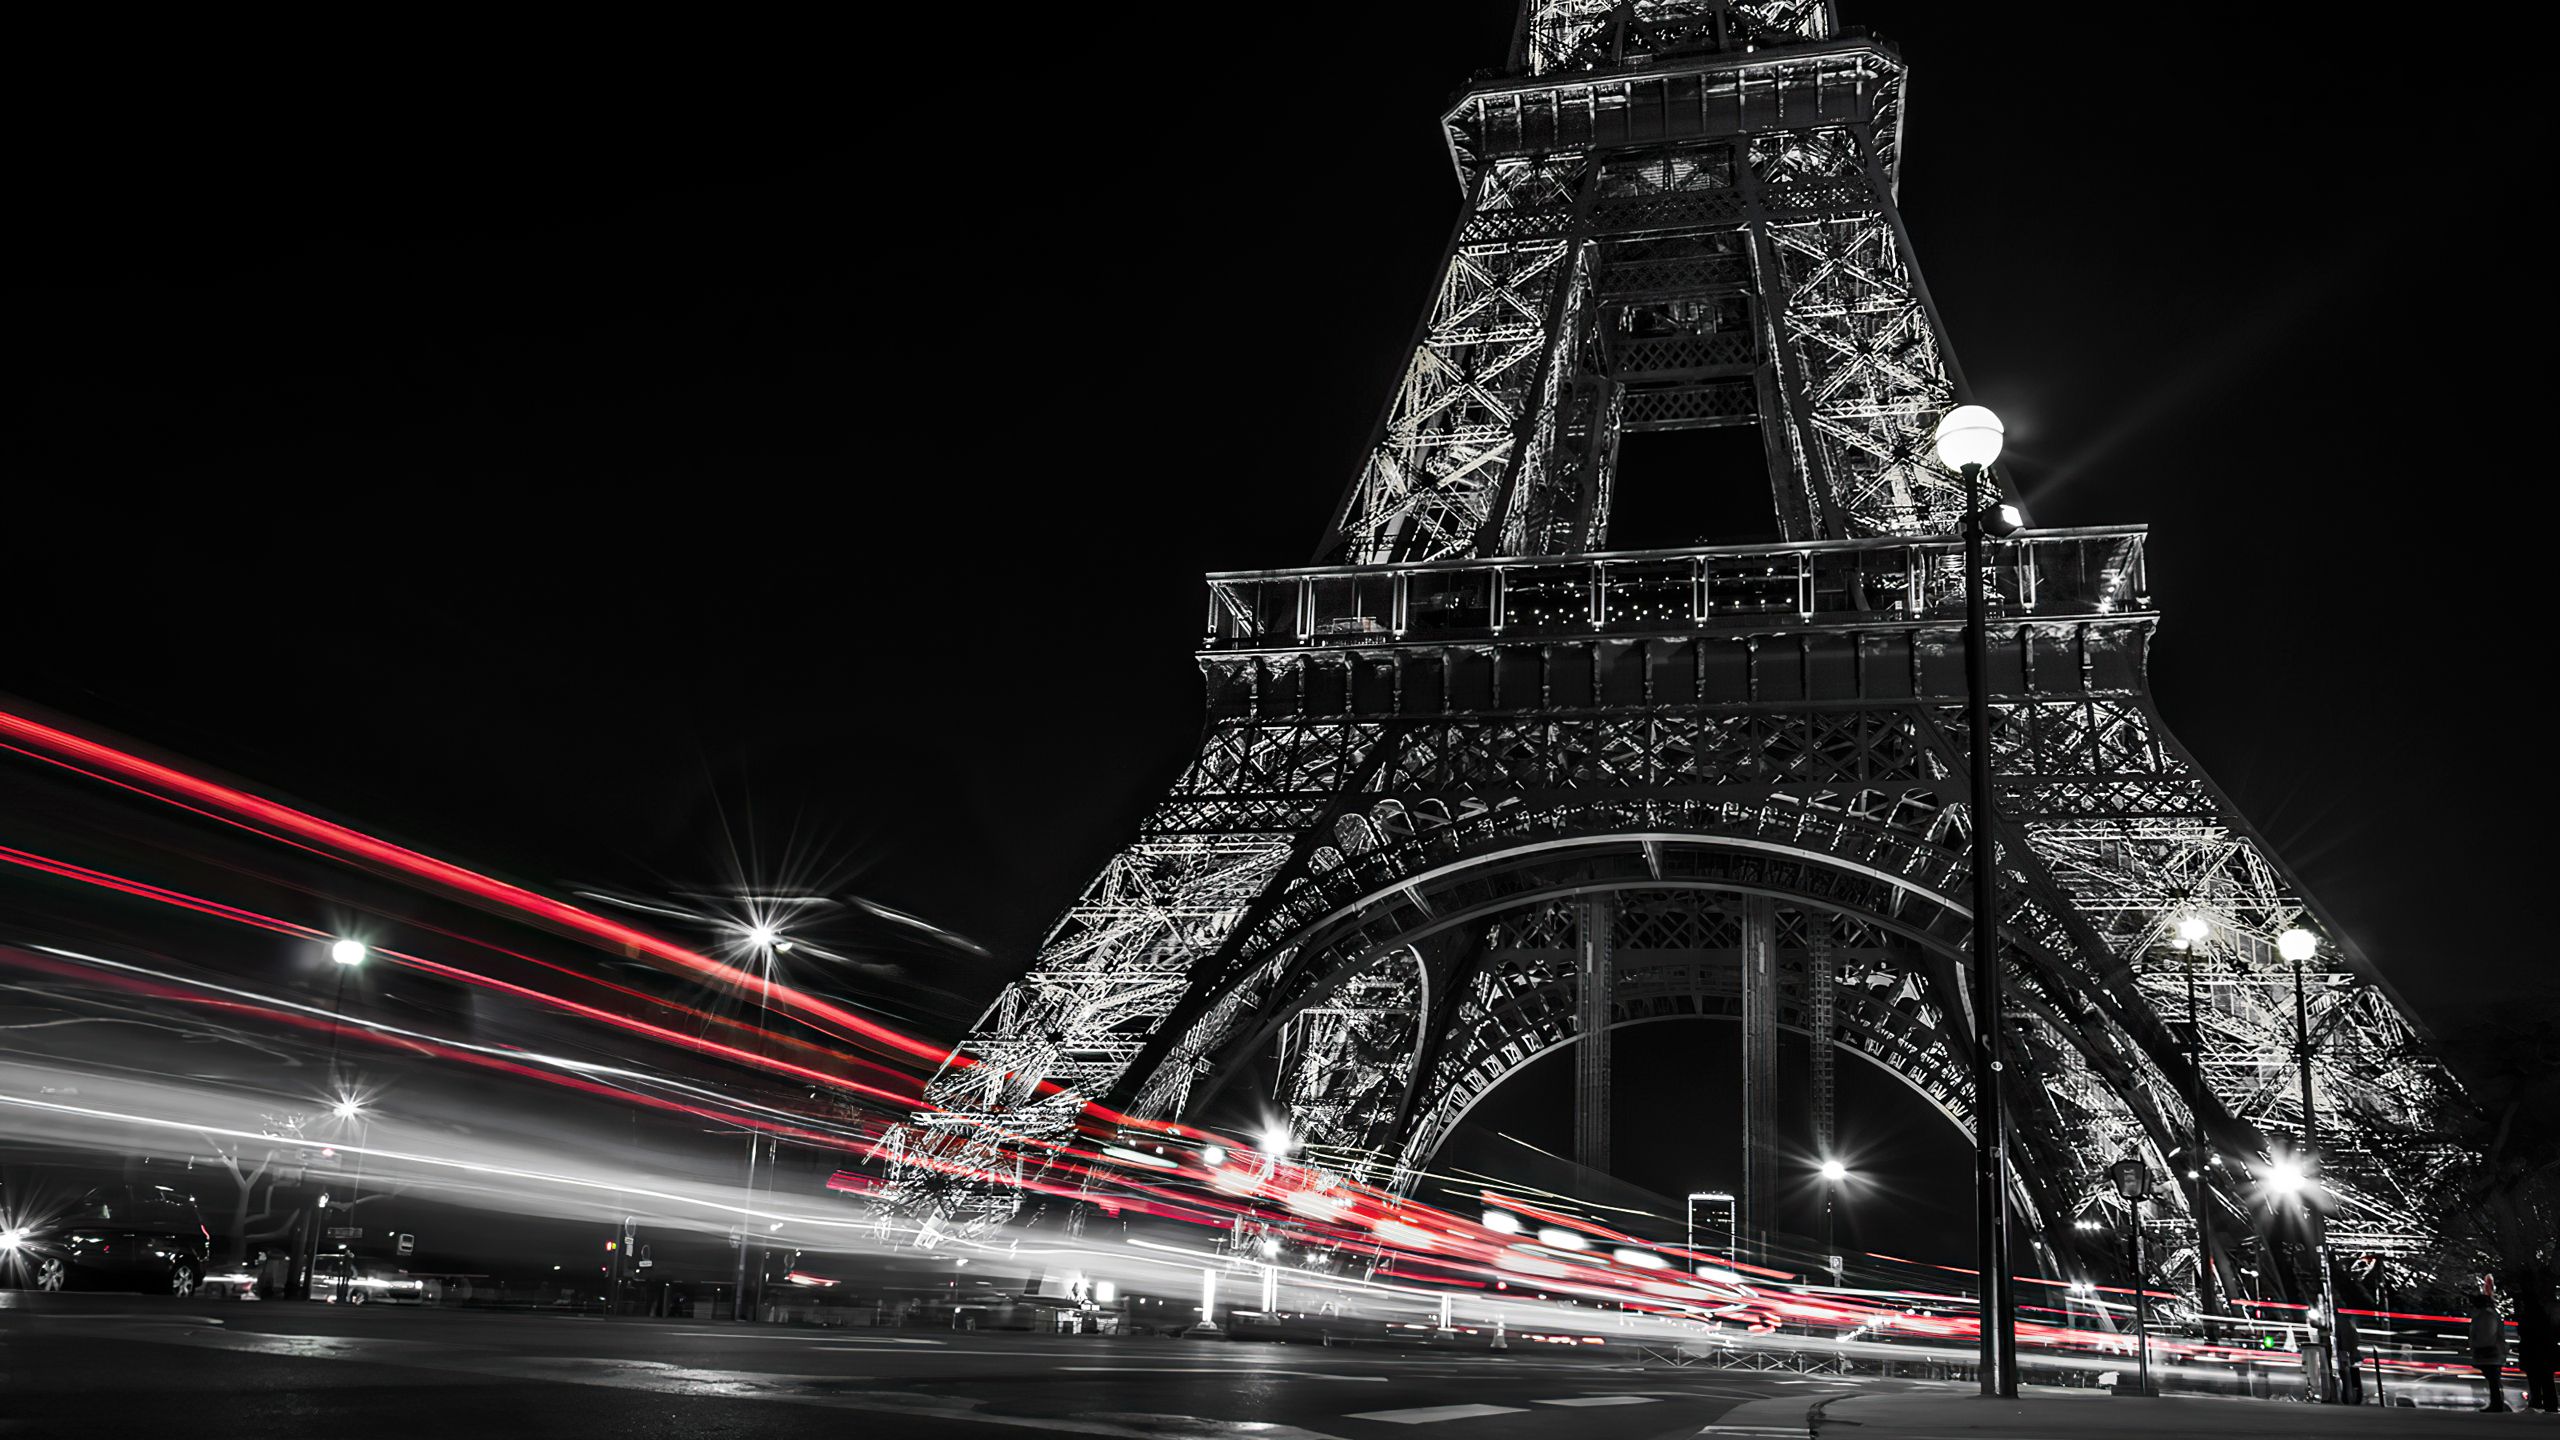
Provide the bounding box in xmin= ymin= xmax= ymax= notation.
xmin=1819 ymin=1159 xmax=1849 ymax=1285
xmin=2276 ymin=925 xmax=2339 ymax=1402
xmin=2109 ymin=1157 xmax=2156 ymax=1396
xmin=734 ymin=925 xmax=783 ymax=1323
xmin=323 ymin=938 xmax=366 ymax=1078
xmin=1935 ymin=402 xmax=2018 ymax=1398
xmin=329 ymin=1094 xmax=369 ymax=1242
xmin=305 ymin=938 xmax=366 ymax=1301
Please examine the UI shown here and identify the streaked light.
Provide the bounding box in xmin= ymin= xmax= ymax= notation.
xmin=744 ymin=925 xmax=780 ymax=950
xmin=2265 ymin=1158 xmax=2308 ymax=1196
xmin=1199 ymin=1144 xmax=1227 ymax=1168
xmin=1535 ymin=1226 xmax=1588 ymax=1251
xmin=1258 ymin=1122 xmax=1294 ymax=1156
xmin=1612 ymin=1247 xmax=1667 ymax=1269
xmin=1481 ymin=1209 xmax=1522 ymax=1235
xmin=1283 ymin=1189 xmax=1345 ymax=1221
xmin=1101 ymin=1144 xmax=1178 ymax=1171
xmin=1374 ymin=1219 xmax=1434 ymax=1250
xmin=329 ymin=939 xmax=367 ymax=967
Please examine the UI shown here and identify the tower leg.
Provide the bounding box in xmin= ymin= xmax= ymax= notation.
xmin=1575 ymin=892 xmax=1614 ymax=1175
xmin=1741 ymin=896 xmax=1777 ymax=1263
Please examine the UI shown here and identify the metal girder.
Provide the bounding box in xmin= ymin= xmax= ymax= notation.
xmin=1323 ymin=12 xmax=1963 ymax=565
xmin=1510 ymin=2 xmax=1838 ymax=82
xmin=1740 ymin=893 xmax=1778 ymax=1259
xmin=1574 ymin=892 xmax=1615 ymax=1172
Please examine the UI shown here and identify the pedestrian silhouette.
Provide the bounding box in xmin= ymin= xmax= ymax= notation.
xmin=2472 ymin=1293 xmax=2514 ymax=1412
xmin=2515 ymin=1268 xmax=2559 ymax=1413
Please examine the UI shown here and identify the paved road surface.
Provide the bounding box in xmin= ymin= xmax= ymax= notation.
xmin=0 ymin=1291 xmax=1914 ymax=1437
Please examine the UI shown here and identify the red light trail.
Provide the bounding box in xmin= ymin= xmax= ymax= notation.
xmin=0 ymin=708 xmax=951 ymax=1066
xmin=6 ymin=704 xmax=2417 ymax=1378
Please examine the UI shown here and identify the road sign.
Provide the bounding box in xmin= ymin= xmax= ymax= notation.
xmin=396 ymin=1234 xmax=415 ymax=1256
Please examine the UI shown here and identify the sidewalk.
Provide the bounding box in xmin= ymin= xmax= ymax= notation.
xmin=1705 ymin=1387 xmax=2542 ymax=1437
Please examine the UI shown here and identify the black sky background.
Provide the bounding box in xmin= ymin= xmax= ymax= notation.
xmin=1 ymin=7 xmax=2544 ymax=1259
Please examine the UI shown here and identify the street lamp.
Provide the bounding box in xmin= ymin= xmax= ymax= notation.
xmin=1934 ymin=402 xmax=2017 ymax=1398
xmin=1935 ymin=404 xmax=2005 ymax=471
xmin=308 ymin=934 xmax=373 ymax=1301
xmin=2263 ymin=1157 xmax=2308 ymax=1196
xmin=1819 ymin=1160 xmax=1850 ymax=1286
xmin=735 ymin=924 xmax=786 ymax=1324
xmin=322 ymin=937 xmax=366 ymax=1069
xmin=2274 ymin=924 xmax=2339 ymax=1400
xmin=2108 ymin=1158 xmax=2157 ymax=1396
xmin=2172 ymin=914 xmax=2224 ymax=1339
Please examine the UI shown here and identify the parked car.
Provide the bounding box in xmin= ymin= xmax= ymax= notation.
xmin=909 ymin=1287 xmax=1086 ymax=1331
xmin=198 ymin=1248 xmax=287 ymax=1300
xmin=309 ymin=1252 xmax=429 ymax=1305
xmin=0 ymin=1183 xmax=211 ymax=1296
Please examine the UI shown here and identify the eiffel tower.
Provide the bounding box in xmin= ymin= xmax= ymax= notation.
xmin=886 ymin=1 xmax=2458 ymax=1306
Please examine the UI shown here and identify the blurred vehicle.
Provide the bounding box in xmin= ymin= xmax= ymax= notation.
xmin=200 ymin=1256 xmax=263 ymax=1299
xmin=199 ymin=1248 xmax=293 ymax=1300
xmin=1225 ymin=1308 xmax=1395 ymax=1345
xmin=910 ymin=1286 xmax=1088 ymax=1331
xmin=309 ymin=1252 xmax=429 ymax=1305
xmin=0 ymin=1183 xmax=211 ymax=1296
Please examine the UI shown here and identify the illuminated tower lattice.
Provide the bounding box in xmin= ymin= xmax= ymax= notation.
xmin=882 ymin=1 xmax=2457 ymax=1305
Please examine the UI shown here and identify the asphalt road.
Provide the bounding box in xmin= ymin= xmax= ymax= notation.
xmin=0 ymin=1291 xmax=1919 ymax=1437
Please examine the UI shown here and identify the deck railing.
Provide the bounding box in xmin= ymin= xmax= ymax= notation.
xmin=1205 ymin=528 xmax=2147 ymax=649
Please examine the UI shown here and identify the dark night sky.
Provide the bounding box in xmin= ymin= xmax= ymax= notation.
xmin=0 ymin=8 xmax=2542 ymax=1256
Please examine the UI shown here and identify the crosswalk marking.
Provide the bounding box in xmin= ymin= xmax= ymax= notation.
xmin=1346 ymin=1402 xmax=1530 ymax=1424
xmin=1534 ymin=1395 xmax=1660 ymax=1406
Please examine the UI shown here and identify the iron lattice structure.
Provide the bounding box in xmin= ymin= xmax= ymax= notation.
xmin=883 ymin=1 xmax=2459 ymax=1301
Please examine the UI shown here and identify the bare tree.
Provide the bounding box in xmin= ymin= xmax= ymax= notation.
xmin=193 ymin=1111 xmax=310 ymax=1265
